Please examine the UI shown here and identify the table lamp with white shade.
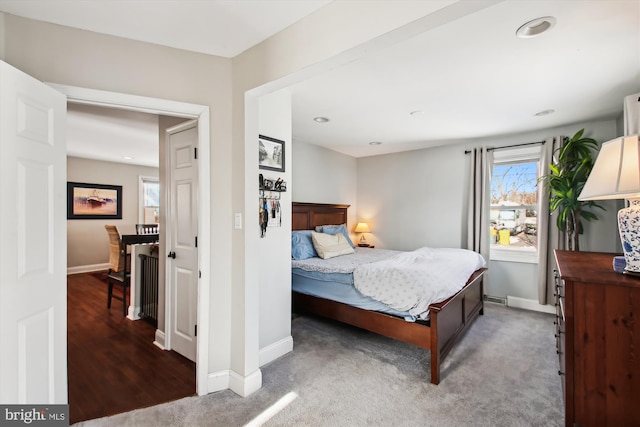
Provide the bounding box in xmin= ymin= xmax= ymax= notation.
xmin=354 ymin=222 xmax=371 ymax=247
xmin=578 ymin=134 xmax=640 ymax=273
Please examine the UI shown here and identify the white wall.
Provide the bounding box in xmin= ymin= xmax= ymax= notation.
xmin=66 ymin=156 xmax=158 ymax=271
xmin=257 ymin=90 xmax=293 ymax=364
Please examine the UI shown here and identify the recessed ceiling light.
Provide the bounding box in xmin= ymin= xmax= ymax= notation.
xmin=516 ymin=16 xmax=556 ymax=39
xmin=534 ymin=109 xmax=555 ymax=117
xmin=313 ymin=116 xmax=330 ymax=123
xmin=369 ymin=141 xmax=382 ymax=146
xmin=123 ymin=156 xmax=134 ymax=160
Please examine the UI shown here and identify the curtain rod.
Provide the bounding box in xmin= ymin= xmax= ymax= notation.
xmin=464 ymin=140 xmax=545 ymax=154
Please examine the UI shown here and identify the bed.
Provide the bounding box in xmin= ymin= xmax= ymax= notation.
xmin=291 ymin=202 xmax=487 ymax=385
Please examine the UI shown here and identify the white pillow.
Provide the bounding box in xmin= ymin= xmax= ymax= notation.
xmin=311 ymin=231 xmax=355 ymax=259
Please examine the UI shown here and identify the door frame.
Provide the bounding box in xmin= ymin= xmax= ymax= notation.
xmin=47 ymin=83 xmax=211 ymax=397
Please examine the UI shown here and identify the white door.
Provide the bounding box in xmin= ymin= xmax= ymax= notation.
xmin=166 ymin=120 xmax=199 ymax=362
xmin=0 ymin=61 xmax=67 ymax=403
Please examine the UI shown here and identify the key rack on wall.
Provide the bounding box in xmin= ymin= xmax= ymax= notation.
xmin=259 ymin=174 xmax=286 ymax=238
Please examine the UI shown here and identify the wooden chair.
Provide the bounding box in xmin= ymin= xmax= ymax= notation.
xmin=104 ymin=225 xmax=130 ymax=316
xmin=136 ymin=223 xmax=159 ymax=235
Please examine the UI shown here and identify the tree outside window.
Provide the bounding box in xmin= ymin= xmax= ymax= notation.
xmin=490 ymin=161 xmax=538 ymax=251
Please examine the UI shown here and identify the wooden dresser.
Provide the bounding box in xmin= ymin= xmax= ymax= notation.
xmin=554 ymin=250 xmax=640 ymax=427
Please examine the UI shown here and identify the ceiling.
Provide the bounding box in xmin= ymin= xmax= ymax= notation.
xmin=0 ymin=0 xmax=331 ymax=57
xmin=1 ymin=0 xmax=638 ymax=166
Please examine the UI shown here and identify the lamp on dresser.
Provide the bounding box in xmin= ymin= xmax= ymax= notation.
xmin=579 ymin=134 xmax=640 ymax=273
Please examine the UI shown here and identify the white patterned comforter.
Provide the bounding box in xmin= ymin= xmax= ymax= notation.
xmin=292 ymin=247 xmax=485 ymax=320
xmin=291 ymin=247 xmax=401 ymax=273
xmin=353 ymin=247 xmax=485 ymax=319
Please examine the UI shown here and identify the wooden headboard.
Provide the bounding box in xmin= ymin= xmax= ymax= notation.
xmin=292 ymin=202 xmax=350 ymax=230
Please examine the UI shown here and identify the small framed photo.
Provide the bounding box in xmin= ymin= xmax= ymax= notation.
xmin=258 ymin=135 xmax=285 ymax=172
xmin=67 ymin=182 xmax=123 ymax=219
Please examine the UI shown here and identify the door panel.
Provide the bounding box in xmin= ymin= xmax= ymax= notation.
xmin=0 ymin=61 xmax=67 ymax=403
xmin=167 ymin=121 xmax=198 ymax=362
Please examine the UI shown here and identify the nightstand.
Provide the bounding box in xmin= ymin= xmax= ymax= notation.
xmin=358 ymin=245 xmax=374 ymax=248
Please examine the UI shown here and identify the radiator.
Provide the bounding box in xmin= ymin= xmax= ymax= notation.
xmin=484 ymin=294 xmax=507 ymax=305
xmin=139 ymin=254 xmax=159 ymax=326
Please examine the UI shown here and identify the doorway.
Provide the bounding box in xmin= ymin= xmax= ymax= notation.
xmin=53 ymin=83 xmax=212 ymax=418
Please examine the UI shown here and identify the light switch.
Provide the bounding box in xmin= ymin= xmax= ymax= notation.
xmin=234 ymin=213 xmax=242 ymax=229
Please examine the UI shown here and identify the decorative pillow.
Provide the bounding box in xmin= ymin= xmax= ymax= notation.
xmin=291 ymin=230 xmax=318 ymax=260
xmin=311 ymin=231 xmax=355 ymax=259
xmin=315 ymin=224 xmax=355 ymax=248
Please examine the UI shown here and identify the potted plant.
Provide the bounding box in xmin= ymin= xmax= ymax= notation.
xmin=539 ymin=129 xmax=604 ymax=251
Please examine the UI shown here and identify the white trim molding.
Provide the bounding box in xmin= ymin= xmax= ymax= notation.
xmin=67 ymin=263 xmax=109 ymax=275
xmin=507 ymin=296 xmax=555 ymax=314
xmin=259 ymin=336 xmax=293 ymax=367
xmin=153 ymin=329 xmax=166 ymax=350
xmin=229 ymin=369 xmax=262 ymax=398
xmin=207 ymin=370 xmax=230 ymax=393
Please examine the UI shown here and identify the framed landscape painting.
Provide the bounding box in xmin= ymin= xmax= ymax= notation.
xmin=67 ymin=182 xmax=122 ymax=219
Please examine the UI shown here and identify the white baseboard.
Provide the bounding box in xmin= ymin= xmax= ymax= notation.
xmin=153 ymin=329 xmax=166 ymax=350
xmin=127 ymin=305 xmax=142 ymax=321
xmin=67 ymin=263 xmax=109 ymax=275
xmin=229 ymin=369 xmax=262 ymax=397
xmin=259 ymin=336 xmax=293 ymax=367
xmin=507 ymin=296 xmax=555 ymax=314
xmin=207 ymin=370 xmax=230 ymax=393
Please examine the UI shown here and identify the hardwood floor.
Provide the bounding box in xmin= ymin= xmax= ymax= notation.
xmin=68 ymin=271 xmax=195 ymax=424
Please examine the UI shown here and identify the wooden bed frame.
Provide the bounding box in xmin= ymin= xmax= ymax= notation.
xmin=292 ymin=202 xmax=487 ymax=385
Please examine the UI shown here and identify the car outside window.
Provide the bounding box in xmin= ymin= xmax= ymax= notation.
xmin=490 ymin=153 xmax=540 ymax=263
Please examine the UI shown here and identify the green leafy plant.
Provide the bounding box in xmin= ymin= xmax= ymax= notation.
xmin=539 ymin=129 xmax=604 ymax=251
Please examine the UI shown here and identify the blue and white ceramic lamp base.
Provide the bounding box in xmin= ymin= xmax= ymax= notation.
xmin=618 ymin=198 xmax=640 ymax=273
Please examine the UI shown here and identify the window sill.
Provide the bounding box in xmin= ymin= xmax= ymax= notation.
xmin=490 ymin=246 xmax=538 ymax=264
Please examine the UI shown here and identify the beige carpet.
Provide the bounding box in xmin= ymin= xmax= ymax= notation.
xmin=75 ymin=304 xmax=563 ymax=426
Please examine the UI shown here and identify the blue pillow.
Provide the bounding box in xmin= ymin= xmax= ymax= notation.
xmin=317 ymin=224 xmax=355 ymax=248
xmin=291 ymin=230 xmax=318 ymax=260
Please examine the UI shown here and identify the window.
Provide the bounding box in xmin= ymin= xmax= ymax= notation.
xmin=490 ymin=146 xmax=541 ymax=263
xmin=139 ymin=176 xmax=159 ymax=224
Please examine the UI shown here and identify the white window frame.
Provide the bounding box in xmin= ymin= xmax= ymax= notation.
xmin=490 ymin=145 xmax=542 ymax=264
xmin=138 ymin=175 xmax=159 ymax=224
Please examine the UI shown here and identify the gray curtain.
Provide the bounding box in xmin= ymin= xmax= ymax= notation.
xmin=466 ymin=148 xmax=492 ymax=275
xmin=623 ymin=92 xmax=640 ymax=134
xmin=538 ymin=136 xmax=566 ymax=305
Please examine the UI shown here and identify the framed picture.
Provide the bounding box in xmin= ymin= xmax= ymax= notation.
xmin=258 ymin=135 xmax=285 ymax=172
xmin=67 ymin=182 xmax=123 ymax=219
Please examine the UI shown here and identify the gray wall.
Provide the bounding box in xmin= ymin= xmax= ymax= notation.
xmin=67 ymin=156 xmax=158 ymax=270
xmin=294 ymin=118 xmax=623 ymax=302
xmin=292 ymin=142 xmax=358 ymax=231
xmin=358 ymin=119 xmax=622 ymax=300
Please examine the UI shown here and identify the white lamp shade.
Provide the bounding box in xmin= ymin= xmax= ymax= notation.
xmin=579 ymin=134 xmax=640 ymax=201
xmin=354 ymin=222 xmax=370 ymax=233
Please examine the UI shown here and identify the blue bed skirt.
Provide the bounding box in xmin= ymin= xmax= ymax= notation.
xmin=292 ymin=268 xmax=416 ymax=321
